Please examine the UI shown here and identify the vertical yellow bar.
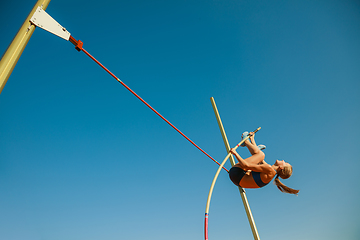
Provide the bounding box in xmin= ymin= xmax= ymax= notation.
xmin=0 ymin=0 xmax=52 ymax=94
xmin=210 ymin=97 xmax=261 ymax=240
xmin=210 ymin=97 xmax=237 ymax=167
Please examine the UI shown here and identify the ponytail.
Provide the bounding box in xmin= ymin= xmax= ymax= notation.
xmin=274 ymin=165 xmax=299 ymax=195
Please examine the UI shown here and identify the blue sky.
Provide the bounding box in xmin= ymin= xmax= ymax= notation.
xmin=1 ymin=0 xmax=359 ymax=239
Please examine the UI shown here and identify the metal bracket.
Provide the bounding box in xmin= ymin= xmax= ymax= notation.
xmin=30 ymin=6 xmax=71 ymax=40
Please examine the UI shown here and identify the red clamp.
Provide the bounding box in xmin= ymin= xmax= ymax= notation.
xmin=69 ymin=35 xmax=83 ymax=51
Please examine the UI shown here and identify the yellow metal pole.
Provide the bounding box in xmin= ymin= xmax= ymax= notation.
xmin=210 ymin=97 xmax=261 ymax=240
xmin=210 ymin=98 xmax=237 ymax=167
xmin=0 ymin=0 xmax=52 ymax=94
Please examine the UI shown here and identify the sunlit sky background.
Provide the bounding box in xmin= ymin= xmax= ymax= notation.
xmin=1 ymin=0 xmax=359 ymax=239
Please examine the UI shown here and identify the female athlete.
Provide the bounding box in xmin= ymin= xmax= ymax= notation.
xmin=229 ymin=132 xmax=299 ymax=195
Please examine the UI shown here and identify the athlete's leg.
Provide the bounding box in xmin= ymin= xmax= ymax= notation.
xmin=245 ymin=133 xmax=261 ymax=156
xmin=244 ymin=151 xmax=265 ymax=165
xmin=236 ymin=132 xmax=265 ymax=166
xmin=233 ymin=151 xmax=265 ymax=167
xmin=245 ymin=141 xmax=260 ymax=155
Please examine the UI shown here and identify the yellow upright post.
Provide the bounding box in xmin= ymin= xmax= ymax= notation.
xmin=210 ymin=97 xmax=260 ymax=240
xmin=0 ymin=0 xmax=52 ymax=94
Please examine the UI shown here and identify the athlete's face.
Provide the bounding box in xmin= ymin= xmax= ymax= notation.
xmin=275 ymin=160 xmax=288 ymax=168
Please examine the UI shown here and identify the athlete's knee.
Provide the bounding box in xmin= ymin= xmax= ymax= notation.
xmin=257 ymin=151 xmax=265 ymax=159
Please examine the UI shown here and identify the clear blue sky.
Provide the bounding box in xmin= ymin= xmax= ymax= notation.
xmin=1 ymin=0 xmax=359 ymax=239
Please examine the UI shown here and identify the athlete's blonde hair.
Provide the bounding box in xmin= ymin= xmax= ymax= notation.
xmin=274 ymin=165 xmax=299 ymax=195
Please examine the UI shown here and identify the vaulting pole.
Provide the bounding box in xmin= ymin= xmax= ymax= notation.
xmin=204 ymin=126 xmax=260 ymax=240
xmin=210 ymin=97 xmax=260 ymax=240
xmin=0 ymin=0 xmax=51 ymax=94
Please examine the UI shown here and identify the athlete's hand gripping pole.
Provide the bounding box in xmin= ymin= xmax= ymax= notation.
xmin=204 ymin=127 xmax=261 ymax=240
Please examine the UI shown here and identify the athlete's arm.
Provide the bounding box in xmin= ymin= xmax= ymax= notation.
xmin=241 ymin=162 xmax=273 ymax=173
